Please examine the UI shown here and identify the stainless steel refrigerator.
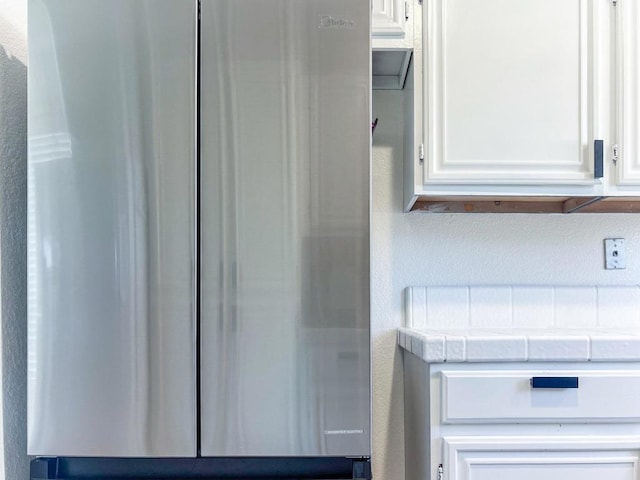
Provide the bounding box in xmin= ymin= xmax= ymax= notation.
xmin=28 ymin=0 xmax=370 ymax=478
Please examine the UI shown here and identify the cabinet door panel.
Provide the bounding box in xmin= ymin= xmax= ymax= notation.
xmin=466 ymin=462 xmax=633 ymax=480
xmin=372 ymin=0 xmax=406 ymax=37
xmin=423 ymin=0 xmax=605 ymax=185
xmin=617 ymin=0 xmax=640 ymax=185
xmin=445 ymin=437 xmax=640 ymax=480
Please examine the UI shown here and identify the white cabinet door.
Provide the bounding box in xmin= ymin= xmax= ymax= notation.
xmin=445 ymin=437 xmax=640 ymax=480
xmin=616 ymin=0 xmax=640 ymax=186
xmin=372 ymin=0 xmax=406 ymax=38
xmin=372 ymin=0 xmax=414 ymax=90
xmin=422 ymin=0 xmax=607 ymax=185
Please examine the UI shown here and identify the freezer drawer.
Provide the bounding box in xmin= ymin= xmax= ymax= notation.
xmin=199 ymin=0 xmax=371 ymax=457
xmin=28 ymin=0 xmax=197 ymax=456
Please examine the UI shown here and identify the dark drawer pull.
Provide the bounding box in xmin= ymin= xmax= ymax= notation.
xmin=530 ymin=377 xmax=579 ymax=389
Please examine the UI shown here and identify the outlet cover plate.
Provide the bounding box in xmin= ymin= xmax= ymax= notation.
xmin=604 ymin=238 xmax=626 ymax=270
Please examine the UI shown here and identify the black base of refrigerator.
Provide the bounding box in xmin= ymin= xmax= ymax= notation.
xmin=30 ymin=456 xmax=372 ymax=480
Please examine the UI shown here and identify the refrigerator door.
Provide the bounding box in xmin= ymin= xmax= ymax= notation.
xmin=28 ymin=0 xmax=197 ymax=456
xmin=200 ymin=0 xmax=371 ymax=456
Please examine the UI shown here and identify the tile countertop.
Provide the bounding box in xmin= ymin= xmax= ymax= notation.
xmin=398 ymin=327 xmax=640 ymax=363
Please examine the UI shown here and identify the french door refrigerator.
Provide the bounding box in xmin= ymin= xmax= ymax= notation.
xmin=27 ymin=0 xmax=371 ymax=478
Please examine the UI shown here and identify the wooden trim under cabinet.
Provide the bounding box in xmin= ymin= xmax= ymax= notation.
xmin=410 ymin=196 xmax=640 ymax=214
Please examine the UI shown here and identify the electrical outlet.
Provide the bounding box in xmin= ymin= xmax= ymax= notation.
xmin=604 ymin=238 xmax=626 ymax=270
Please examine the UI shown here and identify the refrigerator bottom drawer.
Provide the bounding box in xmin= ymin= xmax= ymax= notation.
xmin=30 ymin=456 xmax=372 ymax=480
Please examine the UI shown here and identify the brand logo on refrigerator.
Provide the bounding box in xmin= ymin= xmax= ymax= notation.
xmin=319 ymin=15 xmax=355 ymax=29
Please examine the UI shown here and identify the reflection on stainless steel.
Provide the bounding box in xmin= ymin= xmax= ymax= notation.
xmin=27 ymin=0 xmax=197 ymax=457
xmin=200 ymin=0 xmax=370 ymax=457
xmin=29 ymin=0 xmax=369 ymax=461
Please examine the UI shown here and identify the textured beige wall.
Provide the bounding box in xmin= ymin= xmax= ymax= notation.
xmin=0 ymin=0 xmax=29 ymax=478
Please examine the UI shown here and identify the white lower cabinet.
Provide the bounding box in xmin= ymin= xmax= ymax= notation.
xmin=403 ymin=354 xmax=640 ymax=480
xmin=444 ymin=437 xmax=640 ymax=480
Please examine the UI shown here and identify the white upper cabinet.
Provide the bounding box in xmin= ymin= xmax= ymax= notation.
xmin=372 ymin=0 xmax=407 ymax=39
xmin=400 ymin=0 xmax=640 ymax=212
xmin=616 ymin=0 xmax=640 ymax=188
xmin=422 ymin=0 xmax=607 ymax=187
xmin=372 ymin=0 xmax=415 ymax=90
xmin=398 ymin=0 xmax=640 ymax=211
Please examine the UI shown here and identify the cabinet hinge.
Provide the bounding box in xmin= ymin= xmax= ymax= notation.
xmin=419 ymin=143 xmax=424 ymax=164
xmin=418 ymin=0 xmax=423 ymax=5
xmin=613 ymin=143 xmax=619 ymax=164
xmin=405 ymin=1 xmax=409 ymax=20
xmin=613 ymin=0 xmax=617 ymax=6
xmin=437 ymin=464 xmax=443 ymax=480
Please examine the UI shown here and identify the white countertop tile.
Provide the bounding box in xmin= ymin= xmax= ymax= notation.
xmin=444 ymin=334 xmax=466 ymax=362
xmin=422 ymin=334 xmax=445 ymax=362
xmin=398 ymin=327 xmax=640 ymax=363
xmin=402 ymin=286 xmax=640 ymax=363
xmin=527 ymin=335 xmax=590 ymax=361
xmin=465 ymin=335 xmax=528 ymax=362
xmin=590 ymin=335 xmax=640 ymax=361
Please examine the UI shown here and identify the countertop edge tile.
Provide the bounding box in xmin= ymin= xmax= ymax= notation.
xmin=590 ymin=336 xmax=640 ymax=362
xmin=465 ymin=336 xmax=528 ymax=362
xmin=399 ymin=328 xmax=640 ymax=363
xmin=527 ymin=336 xmax=590 ymax=362
xmin=423 ymin=334 xmax=446 ymax=363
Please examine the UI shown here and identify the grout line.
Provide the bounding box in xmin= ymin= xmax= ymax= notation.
xmin=423 ymin=286 xmax=428 ymax=329
xmin=425 ymin=286 xmax=430 ymax=329
xmin=405 ymin=288 xmax=412 ymax=329
xmin=509 ymin=285 xmax=514 ymax=327
xmin=596 ymin=286 xmax=601 ymax=327
xmin=552 ymin=286 xmax=557 ymax=328
xmin=466 ymin=286 xmax=471 ymax=328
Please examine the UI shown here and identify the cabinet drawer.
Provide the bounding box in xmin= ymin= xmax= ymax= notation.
xmin=441 ymin=370 xmax=640 ymax=423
